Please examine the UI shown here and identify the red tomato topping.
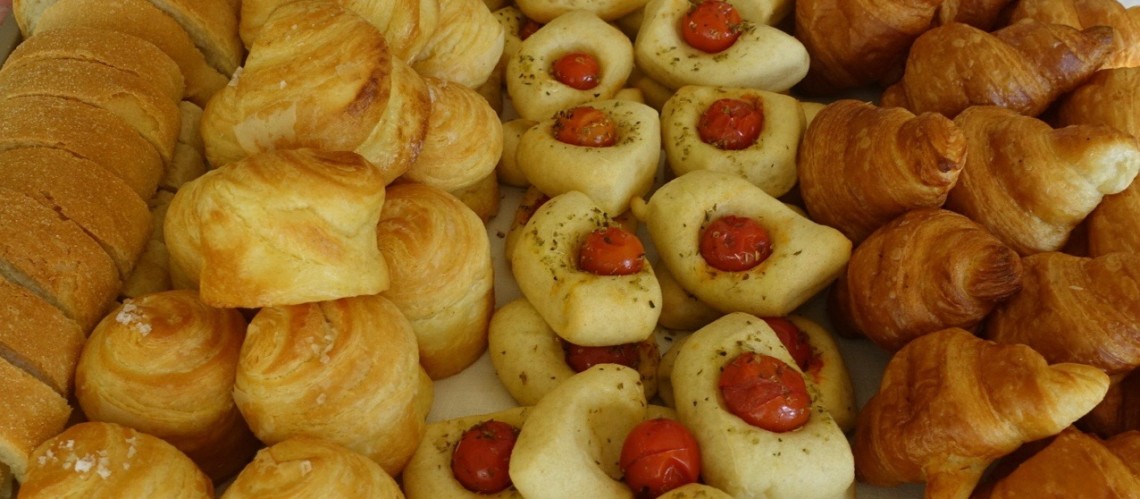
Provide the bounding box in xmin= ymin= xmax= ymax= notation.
xmin=519 ymin=18 xmax=543 ymax=40
xmin=552 ymin=52 xmax=601 ymax=90
xmin=698 ymin=98 xmax=764 ymax=150
xmin=699 ymin=215 xmax=773 ymax=272
xmin=718 ymin=352 xmax=811 ymax=432
xmin=563 ymin=340 xmax=641 ymax=372
xmin=620 ymin=418 xmax=702 ymax=498
xmin=451 ymin=420 xmax=520 ymax=494
xmin=762 ymin=317 xmax=814 ymax=372
xmin=680 ymin=0 xmax=743 ymax=53
xmin=552 ymin=106 xmax=618 ymax=147
xmin=579 ymin=226 xmax=646 ymax=275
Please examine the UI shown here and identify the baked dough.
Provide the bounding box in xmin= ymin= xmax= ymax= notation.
xmin=1010 ymin=0 xmax=1140 ymax=69
xmin=516 ymin=99 xmax=660 ymax=215
xmin=0 ymin=279 xmax=85 ymax=397
xmin=412 ymin=0 xmax=504 ymax=88
xmin=222 ymin=437 xmax=405 ymax=499
xmin=448 ymin=169 xmax=502 ymax=222
xmin=165 ymin=101 xmax=209 ymax=191
xmin=634 ymin=169 xmax=851 ymax=317
xmin=516 ymin=0 xmax=645 ymax=22
xmin=403 ymin=406 xmax=530 ymax=499
xmin=656 ymin=484 xmax=734 ymax=499
xmin=1057 ymin=67 xmax=1140 ymax=138
xmin=121 ymin=192 xmax=176 ymax=299
xmin=402 ymin=76 xmax=503 ymax=193
xmin=497 ymin=118 xmax=538 ymax=188
xmin=660 ymin=85 xmax=806 ymax=197
xmin=0 ymin=356 xmax=71 ymax=482
xmin=653 ymin=261 xmax=722 ymax=332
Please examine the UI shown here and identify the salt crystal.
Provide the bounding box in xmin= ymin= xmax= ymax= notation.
xmin=74 ymin=455 xmax=95 ymax=473
xmin=299 ymin=460 xmax=313 ymax=476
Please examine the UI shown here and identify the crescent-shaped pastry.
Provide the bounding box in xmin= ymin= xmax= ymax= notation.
xmin=516 ymin=0 xmax=645 ymax=22
xmin=19 ymin=422 xmax=213 ymax=498
xmin=164 ymin=148 xmax=389 ymax=308
xmin=973 ymin=428 xmax=1140 ymax=498
xmin=947 ymin=106 xmax=1140 ymax=255
xmin=516 ymin=99 xmax=660 ymax=215
xmin=635 ymin=0 xmax=809 ymax=93
xmin=222 ymin=437 xmax=405 ymax=499
xmin=985 ymin=252 xmax=1140 ymax=375
xmin=402 ymin=76 xmax=503 ymax=193
xmin=377 ymin=183 xmax=494 ymax=380
xmin=200 ymin=0 xmax=430 ymax=176
xmin=233 ymin=294 xmax=432 ymax=476
xmin=1081 ymin=369 xmax=1140 ymax=437
xmin=660 ymin=85 xmax=806 ymax=198
xmin=0 ymin=355 xmax=71 ymax=482
xmin=75 ymin=290 xmax=259 ymax=482
xmin=403 ymin=406 xmax=530 ymax=499
xmin=1056 ymin=67 xmax=1140 ymax=138
xmin=511 ymin=191 xmax=662 ymax=346
xmin=831 ymin=209 xmax=1023 ymax=353
xmin=854 ymin=328 xmax=1110 ymax=497
xmin=412 ymin=0 xmax=504 ymax=88
xmin=798 ymin=100 xmax=968 ymax=244
xmin=635 ymin=169 xmax=851 ymax=317
xmin=505 ymin=10 xmax=633 ymax=122
xmin=1009 ymin=0 xmax=1140 ymax=69
xmin=937 ymin=0 xmax=1016 ymax=29
xmin=671 ymin=312 xmax=855 ymax=498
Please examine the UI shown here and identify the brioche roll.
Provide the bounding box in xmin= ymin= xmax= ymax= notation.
xmin=0 ymin=357 xmax=71 ymax=482
xmin=403 ymin=406 xmax=530 ymax=499
xmin=412 ymin=0 xmax=504 ymax=88
xmin=234 ymin=294 xmax=432 ymax=476
xmin=0 ymin=277 xmax=85 ymax=397
xmin=222 ymin=437 xmax=404 ymax=499
xmin=403 ymin=77 xmax=503 ymax=193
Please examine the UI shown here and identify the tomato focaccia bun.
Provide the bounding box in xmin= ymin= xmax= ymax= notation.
xmin=634 ymin=169 xmax=851 ymax=317
xmin=19 ymin=422 xmax=213 ymax=499
xmin=488 ymin=298 xmax=660 ymax=406
xmin=516 ymin=0 xmax=644 ymax=22
xmin=503 ymin=186 xmax=640 ymax=269
xmin=377 ymin=183 xmax=494 ymax=380
xmin=222 ymin=437 xmax=404 ymax=499
xmin=660 ymin=85 xmax=806 ymax=197
xmin=505 ymin=10 xmax=633 ymax=122
xmin=671 ymin=312 xmax=855 ymax=498
xmin=403 ymin=406 xmax=531 ymax=498
xmin=654 ymin=260 xmax=722 ymax=331
xmin=164 ymin=148 xmax=389 ymax=308
xmin=74 ymin=290 xmax=259 ymax=482
xmin=200 ymin=0 xmax=430 ymax=176
xmin=656 ymin=484 xmax=734 ymax=499
xmin=516 ymin=99 xmax=660 ymax=215
xmin=411 ymin=0 xmax=505 ymax=89
xmin=233 ymin=294 xmax=433 ymax=476
xmin=634 ymin=0 xmax=809 ymax=93
xmin=511 ymin=191 xmax=662 ymax=346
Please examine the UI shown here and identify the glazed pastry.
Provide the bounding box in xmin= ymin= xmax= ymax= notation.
xmin=510 ymin=191 xmax=662 ymax=346
xmin=505 ymin=10 xmax=632 ymax=122
xmin=1056 ymin=67 xmax=1140 ymax=138
xmin=947 ymin=106 xmax=1140 ymax=255
xmin=0 ymin=279 xmax=85 ymax=397
xmin=411 ymin=0 xmax=503 ymax=88
xmin=75 ymin=290 xmax=259 ymax=482
xmin=222 ymin=437 xmax=404 ymax=499
xmin=0 ymin=356 xmax=71 ymax=482
xmin=487 ymin=298 xmax=660 ymax=406
xmin=496 ymin=118 xmax=538 ymax=188
xmin=1081 ymin=370 xmax=1140 ymax=437
xmin=377 ymin=183 xmax=494 ymax=380
xmin=854 ymin=328 xmax=1110 ymax=497
xmin=798 ymin=100 xmax=968 ymax=243
xmin=973 ymin=428 xmax=1140 ymax=498
xmin=516 ymin=99 xmax=660 ymax=215
xmin=233 ymin=294 xmax=432 ymax=476
xmin=402 ymin=77 xmax=503 ymax=194
xmin=831 ymin=209 xmax=1022 ymax=352
xmin=403 ymin=406 xmax=530 ymax=499
xmin=671 ymin=313 xmax=855 ymax=498
xmin=986 ymin=252 xmax=1140 ymax=375
xmin=881 ymin=20 xmax=1114 ymax=118
xmin=200 ymin=0 xmax=430 ymax=176
xmin=635 ymin=170 xmax=851 ymax=317
xmin=1009 ymin=0 xmax=1140 ymax=69
xmin=164 ymin=149 xmax=389 ymax=308
xmin=635 ymin=0 xmax=809 ymax=92
xmin=660 ymin=85 xmax=806 ymax=198
xmin=516 ymin=0 xmax=645 ymax=22
xmin=18 ymin=422 xmax=213 ymax=498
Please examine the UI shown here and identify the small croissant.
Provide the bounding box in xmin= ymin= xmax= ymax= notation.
xmin=1081 ymin=369 xmax=1140 ymax=438
xmin=798 ymin=99 xmax=967 ymax=244
xmin=854 ymin=328 xmax=1110 ymax=498
xmin=973 ymin=428 xmax=1140 ymax=498
xmin=1056 ymin=67 xmax=1140 ymax=140
xmin=1010 ymin=0 xmax=1140 ymax=69
xmin=937 ymin=0 xmax=1016 ymax=30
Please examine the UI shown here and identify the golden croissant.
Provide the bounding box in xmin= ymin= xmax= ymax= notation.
xmin=973 ymin=428 xmax=1140 ymax=498
xmin=1081 ymin=369 xmax=1140 ymax=438
xmin=1010 ymin=0 xmax=1140 ymax=69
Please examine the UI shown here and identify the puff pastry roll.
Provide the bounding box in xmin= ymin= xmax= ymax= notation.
xmin=165 ymin=149 xmax=389 ymax=308
xmin=854 ymin=328 xmax=1110 ymax=497
xmin=974 ymin=428 xmax=1140 ymax=498
xmin=377 ymin=183 xmax=494 ymax=380
xmin=516 ymin=100 xmax=660 ymax=215
xmin=233 ymin=294 xmax=432 ymax=476
xmin=76 ymin=290 xmax=259 ymax=482
xmin=881 ymin=19 xmax=1114 ymax=118
xmin=671 ymin=313 xmax=854 ymax=498
xmin=403 ymin=406 xmax=530 ymax=498
xmin=402 ymin=77 xmax=503 ymax=194
xmin=985 ymin=252 xmax=1140 ymax=375
xmin=831 ymin=209 xmax=1023 ymax=353
xmin=636 ymin=169 xmax=851 ymax=317
xmin=222 ymin=437 xmax=405 ymax=499
xmin=505 ymin=10 xmax=633 ymax=122
xmin=412 ymin=0 xmax=504 ymax=88
xmin=798 ymin=100 xmax=968 ymax=243
xmin=0 ymin=356 xmax=71 ymax=482
xmin=661 ymin=85 xmax=806 ymax=198
xmin=0 ymin=279 xmax=85 ymax=397
xmin=200 ymin=0 xmax=430 ymax=176
xmin=635 ymin=0 xmax=809 ymax=92
xmin=947 ymin=106 xmax=1140 ymax=255
xmin=1009 ymin=0 xmax=1140 ymax=69
xmin=1057 ymin=67 xmax=1140 ymax=138
xmin=19 ymin=422 xmax=213 ymax=498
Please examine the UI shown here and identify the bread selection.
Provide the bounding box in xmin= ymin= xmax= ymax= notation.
xmin=222 ymin=437 xmax=405 ymax=499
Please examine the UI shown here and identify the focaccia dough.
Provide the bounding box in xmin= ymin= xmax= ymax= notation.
xmin=403 ymin=406 xmax=530 ymax=499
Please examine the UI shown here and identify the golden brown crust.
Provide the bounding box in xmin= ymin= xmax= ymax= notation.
xmin=974 ymin=428 xmax=1140 ymax=498
xmin=1080 ymin=370 xmax=1140 ymax=438
xmin=1057 ymin=67 xmax=1140 ymax=140
xmin=411 ymin=0 xmax=503 ymax=88
xmin=1010 ymin=0 xmax=1140 ymax=69
xmin=143 ymin=0 xmax=243 ymax=75
xmin=224 ymin=437 xmax=405 ymax=499
xmin=0 ymin=357 xmax=71 ymax=483
xmin=0 ymin=273 xmax=84 ymax=399
xmin=937 ymin=0 xmax=1015 ymax=30
xmin=402 ymin=77 xmax=503 ymax=193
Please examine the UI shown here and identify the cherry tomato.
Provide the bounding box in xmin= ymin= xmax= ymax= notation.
xmin=552 ymin=52 xmax=601 ymax=90
xmin=620 ymin=418 xmax=702 ymax=499
xmin=698 ymin=98 xmax=764 ymax=150
xmin=519 ymin=18 xmax=543 ymax=40
xmin=762 ymin=317 xmax=814 ymax=372
xmin=552 ymin=106 xmax=618 ymax=147
xmin=563 ymin=340 xmax=641 ymax=372
xmin=718 ymin=352 xmax=811 ymax=432
xmin=680 ymin=0 xmax=743 ymax=53
xmin=451 ymin=420 xmax=520 ymax=494
xmin=579 ymin=226 xmax=646 ymax=275
xmin=699 ymin=215 xmax=773 ymax=272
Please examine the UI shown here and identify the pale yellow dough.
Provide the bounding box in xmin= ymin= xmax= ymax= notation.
xmin=516 ymin=0 xmax=646 ymax=22
xmin=403 ymin=406 xmax=531 ymax=499
xmin=497 ymin=118 xmax=538 ymax=188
